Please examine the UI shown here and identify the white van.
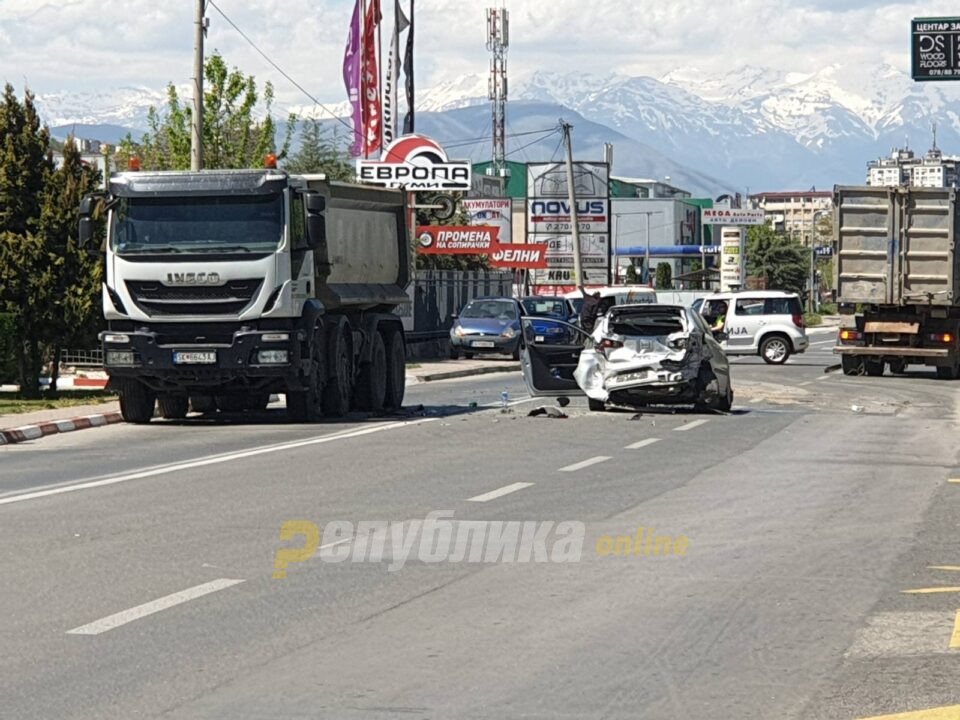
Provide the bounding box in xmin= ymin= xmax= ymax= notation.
xmin=699 ymin=291 xmax=809 ymax=364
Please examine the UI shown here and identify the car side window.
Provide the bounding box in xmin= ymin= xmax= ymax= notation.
xmin=765 ymin=297 xmax=793 ymax=315
xmin=735 ymin=299 xmax=765 ymax=316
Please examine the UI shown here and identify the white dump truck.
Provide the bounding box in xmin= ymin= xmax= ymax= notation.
xmin=78 ymin=168 xmax=410 ymax=422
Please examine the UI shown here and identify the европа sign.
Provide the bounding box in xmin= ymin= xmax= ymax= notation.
xmin=911 ymin=17 xmax=960 ymax=81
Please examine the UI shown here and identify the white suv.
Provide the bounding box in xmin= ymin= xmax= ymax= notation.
xmin=699 ymin=291 xmax=809 ymax=364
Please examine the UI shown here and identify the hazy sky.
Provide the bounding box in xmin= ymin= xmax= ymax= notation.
xmin=1 ymin=0 xmax=958 ymax=109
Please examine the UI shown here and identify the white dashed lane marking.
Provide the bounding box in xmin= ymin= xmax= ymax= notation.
xmin=558 ymin=456 xmax=612 ymax=472
xmin=467 ymin=482 xmax=535 ymax=502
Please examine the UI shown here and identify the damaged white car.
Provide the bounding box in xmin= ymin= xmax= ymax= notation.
xmin=519 ymin=304 xmax=733 ymax=412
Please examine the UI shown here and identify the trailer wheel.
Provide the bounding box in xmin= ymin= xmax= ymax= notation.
xmin=117 ymin=378 xmax=156 ymax=424
xmin=384 ymin=330 xmax=406 ymax=411
xmin=288 ymin=327 xmax=324 ymax=422
xmin=841 ymin=355 xmax=863 ymax=376
xmin=323 ymin=325 xmax=353 ymax=418
xmin=356 ymin=331 xmax=388 ymax=411
xmin=157 ymin=394 xmax=189 ymax=419
xmin=864 ymin=359 xmax=884 ymax=377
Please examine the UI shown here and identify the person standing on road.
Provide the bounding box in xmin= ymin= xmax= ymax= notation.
xmin=579 ymin=288 xmax=603 ymax=334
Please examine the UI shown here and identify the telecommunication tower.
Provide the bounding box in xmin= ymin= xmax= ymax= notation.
xmin=486 ymin=5 xmax=509 ymax=178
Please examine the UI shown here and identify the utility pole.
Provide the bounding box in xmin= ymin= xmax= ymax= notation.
xmin=561 ymin=120 xmax=583 ymax=287
xmin=486 ymin=5 xmax=509 ymax=178
xmin=191 ymin=0 xmax=206 ymax=171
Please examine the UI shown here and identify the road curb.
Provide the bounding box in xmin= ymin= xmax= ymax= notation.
xmin=0 ymin=411 xmax=124 ymax=446
xmin=411 ymin=363 xmax=521 ymax=383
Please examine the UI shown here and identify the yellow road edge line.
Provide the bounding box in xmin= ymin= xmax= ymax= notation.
xmin=857 ymin=703 xmax=960 ymax=719
xmin=902 ymin=587 xmax=960 ymax=595
xmin=951 ymin=610 xmax=960 ymax=650
xmin=948 ymin=478 xmax=960 ymax=484
xmin=929 ymin=566 xmax=960 ymax=572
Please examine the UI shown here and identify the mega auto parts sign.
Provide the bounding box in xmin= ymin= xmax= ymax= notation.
xmin=701 ymin=208 xmax=766 ymax=225
xmin=358 ymin=135 xmax=472 ymax=190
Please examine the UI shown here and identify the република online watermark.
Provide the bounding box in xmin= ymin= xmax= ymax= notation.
xmin=272 ymin=513 xmax=690 ymax=577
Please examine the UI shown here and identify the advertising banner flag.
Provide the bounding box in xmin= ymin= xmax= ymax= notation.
xmin=342 ymin=0 xmax=363 ymax=156
xmin=362 ymin=0 xmax=383 ymax=156
xmin=402 ymin=0 xmax=415 ymax=134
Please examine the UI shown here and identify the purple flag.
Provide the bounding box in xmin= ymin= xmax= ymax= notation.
xmin=343 ymin=0 xmax=363 ymax=157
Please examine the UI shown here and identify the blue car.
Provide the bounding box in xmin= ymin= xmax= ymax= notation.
xmin=520 ymin=296 xmax=580 ymax=344
xmin=450 ymin=297 xmax=523 ymax=359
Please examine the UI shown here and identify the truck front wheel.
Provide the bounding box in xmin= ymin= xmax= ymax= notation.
xmin=118 ymin=378 xmax=156 ymax=424
xmin=287 ymin=328 xmax=324 ymax=422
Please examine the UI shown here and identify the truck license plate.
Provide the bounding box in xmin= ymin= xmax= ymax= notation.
xmin=472 ymin=341 xmax=495 ymax=348
xmin=173 ymin=351 xmax=217 ymax=365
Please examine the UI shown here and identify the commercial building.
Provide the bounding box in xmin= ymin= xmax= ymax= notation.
xmin=611 ymin=198 xmax=704 ymax=283
xmin=748 ymin=190 xmax=832 ymax=245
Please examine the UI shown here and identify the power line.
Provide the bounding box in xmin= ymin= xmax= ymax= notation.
xmin=206 ymin=0 xmax=355 ymax=135
xmin=505 ymin=127 xmax=562 ymax=158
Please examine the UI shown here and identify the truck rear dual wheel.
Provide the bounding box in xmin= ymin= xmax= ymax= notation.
xmin=356 ymin=331 xmax=388 ymax=412
xmin=323 ymin=326 xmax=353 ymax=418
xmin=118 ymin=378 xmax=156 ymax=424
xmin=864 ymin=359 xmax=885 ymax=377
xmin=384 ymin=330 xmax=406 ymax=411
xmin=936 ymin=363 xmax=960 ymax=380
xmin=158 ymin=394 xmax=189 ymax=419
xmin=841 ymin=355 xmax=863 ymax=376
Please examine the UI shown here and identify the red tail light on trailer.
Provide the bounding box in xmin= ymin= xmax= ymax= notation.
xmin=839 ymin=329 xmax=861 ymax=342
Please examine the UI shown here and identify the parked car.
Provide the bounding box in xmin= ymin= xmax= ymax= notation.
xmin=698 ymin=291 xmax=808 ymax=365
xmin=450 ymin=297 xmax=523 ymax=359
xmin=563 ymin=286 xmax=657 ymax=316
xmin=519 ymin=303 xmax=732 ymax=412
xmin=520 ymin=296 xmax=579 ymax=344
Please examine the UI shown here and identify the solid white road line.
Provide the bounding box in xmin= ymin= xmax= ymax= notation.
xmin=815 ymin=375 xmax=831 ymax=381
xmin=674 ymin=419 xmax=709 ymax=432
xmin=625 ymin=438 xmax=660 ymax=450
xmin=467 ymin=482 xmax=535 ymax=502
xmin=558 ymin=456 xmax=612 ymax=472
xmin=0 ymin=419 xmax=437 ymax=508
xmin=66 ymin=578 xmax=245 ymax=635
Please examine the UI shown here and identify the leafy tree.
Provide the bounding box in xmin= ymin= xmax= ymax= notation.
xmin=284 ymin=120 xmax=354 ymax=180
xmin=654 ymin=262 xmax=673 ymax=289
xmin=624 ymin=263 xmax=638 ymax=284
xmin=117 ymin=52 xmax=296 ymax=171
xmin=0 ymin=84 xmax=54 ymax=397
xmin=39 ymin=137 xmax=104 ymax=393
xmin=746 ymin=224 xmax=810 ymax=296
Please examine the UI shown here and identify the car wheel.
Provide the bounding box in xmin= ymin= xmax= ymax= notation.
xmin=717 ymin=382 xmax=733 ymax=413
xmin=760 ymin=335 xmax=791 ymax=365
xmin=864 ymin=359 xmax=884 ymax=377
xmin=449 ymin=346 xmax=460 ymax=360
xmin=587 ymin=398 xmax=605 ymax=412
xmin=511 ymin=343 xmax=521 ymax=361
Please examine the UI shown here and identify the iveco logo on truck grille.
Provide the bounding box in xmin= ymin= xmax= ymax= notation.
xmin=162 ymin=272 xmax=223 ymax=286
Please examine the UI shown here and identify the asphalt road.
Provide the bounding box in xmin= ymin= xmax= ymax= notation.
xmin=2 ymin=328 xmax=960 ymax=720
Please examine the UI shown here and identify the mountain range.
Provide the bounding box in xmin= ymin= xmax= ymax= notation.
xmin=37 ymin=64 xmax=960 ymax=196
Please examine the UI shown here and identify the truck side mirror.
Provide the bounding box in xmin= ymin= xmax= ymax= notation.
xmin=78 ymin=195 xmax=98 ymax=253
xmin=303 ymin=192 xmax=327 ymax=251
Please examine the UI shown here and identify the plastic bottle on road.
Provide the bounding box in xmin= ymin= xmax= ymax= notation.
xmin=500 ymin=390 xmax=509 ymax=412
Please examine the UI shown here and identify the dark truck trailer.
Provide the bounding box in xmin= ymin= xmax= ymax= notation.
xmin=834 ymin=185 xmax=960 ymax=378
xmin=79 ymin=169 xmax=411 ymax=422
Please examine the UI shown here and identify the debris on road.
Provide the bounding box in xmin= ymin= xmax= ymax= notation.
xmin=527 ymin=406 xmax=568 ymax=419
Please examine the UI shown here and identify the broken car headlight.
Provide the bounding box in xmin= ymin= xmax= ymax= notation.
xmin=667 ymin=337 xmax=688 ymax=350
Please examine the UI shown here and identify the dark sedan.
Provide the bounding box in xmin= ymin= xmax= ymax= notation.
xmin=449 ymin=297 xmax=523 ymax=359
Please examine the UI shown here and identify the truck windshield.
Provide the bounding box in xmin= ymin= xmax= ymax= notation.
xmin=111 ymin=194 xmax=283 ymax=255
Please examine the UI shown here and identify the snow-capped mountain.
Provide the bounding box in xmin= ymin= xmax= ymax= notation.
xmin=36 ymin=63 xmax=960 ymax=191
